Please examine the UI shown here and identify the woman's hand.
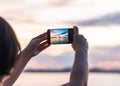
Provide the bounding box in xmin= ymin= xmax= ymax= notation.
xmin=62 ymin=26 xmax=88 ymax=86
xmin=71 ymin=26 xmax=88 ymax=86
xmin=72 ymin=26 xmax=88 ymax=51
xmin=23 ymin=32 xmax=50 ymax=58
xmin=3 ymin=32 xmax=50 ymax=86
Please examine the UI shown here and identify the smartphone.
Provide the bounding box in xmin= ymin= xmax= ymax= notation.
xmin=47 ymin=28 xmax=74 ymax=44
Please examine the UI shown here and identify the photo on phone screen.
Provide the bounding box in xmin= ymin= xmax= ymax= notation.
xmin=47 ymin=28 xmax=74 ymax=44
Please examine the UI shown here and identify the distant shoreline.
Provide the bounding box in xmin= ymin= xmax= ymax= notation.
xmin=24 ymin=68 xmax=120 ymax=73
xmin=24 ymin=68 xmax=71 ymax=73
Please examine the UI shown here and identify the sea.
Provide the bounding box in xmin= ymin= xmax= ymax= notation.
xmin=13 ymin=72 xmax=120 ymax=86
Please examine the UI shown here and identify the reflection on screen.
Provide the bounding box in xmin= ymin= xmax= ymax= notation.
xmin=50 ymin=29 xmax=68 ymax=44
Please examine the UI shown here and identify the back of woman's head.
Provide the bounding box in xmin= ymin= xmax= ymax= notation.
xmin=0 ymin=17 xmax=21 ymax=75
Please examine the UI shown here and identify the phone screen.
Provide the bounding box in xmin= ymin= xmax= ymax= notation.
xmin=47 ymin=28 xmax=74 ymax=44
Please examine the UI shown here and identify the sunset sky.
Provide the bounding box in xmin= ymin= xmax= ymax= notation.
xmin=1 ymin=0 xmax=120 ymax=70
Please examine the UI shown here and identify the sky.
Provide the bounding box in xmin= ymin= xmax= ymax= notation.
xmin=0 ymin=0 xmax=120 ymax=70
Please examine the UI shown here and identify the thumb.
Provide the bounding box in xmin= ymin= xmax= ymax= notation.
xmin=73 ymin=26 xmax=79 ymax=36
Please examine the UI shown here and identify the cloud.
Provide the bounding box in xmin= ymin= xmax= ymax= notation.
xmin=25 ymin=51 xmax=74 ymax=70
xmin=49 ymin=0 xmax=72 ymax=7
xmin=95 ymin=61 xmax=120 ymax=70
xmin=68 ymin=12 xmax=120 ymax=26
xmin=26 ymin=59 xmax=65 ymax=70
xmin=25 ymin=46 xmax=120 ymax=70
xmin=24 ymin=45 xmax=120 ymax=70
xmin=89 ymin=46 xmax=120 ymax=69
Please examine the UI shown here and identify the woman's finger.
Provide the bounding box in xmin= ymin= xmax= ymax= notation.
xmin=32 ymin=32 xmax=47 ymax=42
xmin=73 ymin=26 xmax=79 ymax=36
xmin=39 ymin=44 xmax=50 ymax=52
xmin=38 ymin=41 xmax=50 ymax=51
xmin=33 ymin=41 xmax=49 ymax=55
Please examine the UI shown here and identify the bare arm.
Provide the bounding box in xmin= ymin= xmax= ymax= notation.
xmin=62 ymin=26 xmax=89 ymax=86
xmin=3 ymin=32 xmax=50 ymax=86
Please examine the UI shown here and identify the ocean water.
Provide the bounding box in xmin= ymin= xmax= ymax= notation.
xmin=13 ymin=72 xmax=120 ymax=86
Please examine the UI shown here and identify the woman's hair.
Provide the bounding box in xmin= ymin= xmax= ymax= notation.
xmin=0 ymin=17 xmax=21 ymax=75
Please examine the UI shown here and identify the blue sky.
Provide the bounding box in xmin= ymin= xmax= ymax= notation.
xmin=51 ymin=29 xmax=68 ymax=37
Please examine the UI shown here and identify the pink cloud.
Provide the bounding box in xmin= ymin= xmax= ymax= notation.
xmin=26 ymin=60 xmax=65 ymax=70
xmin=90 ymin=61 xmax=120 ymax=70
